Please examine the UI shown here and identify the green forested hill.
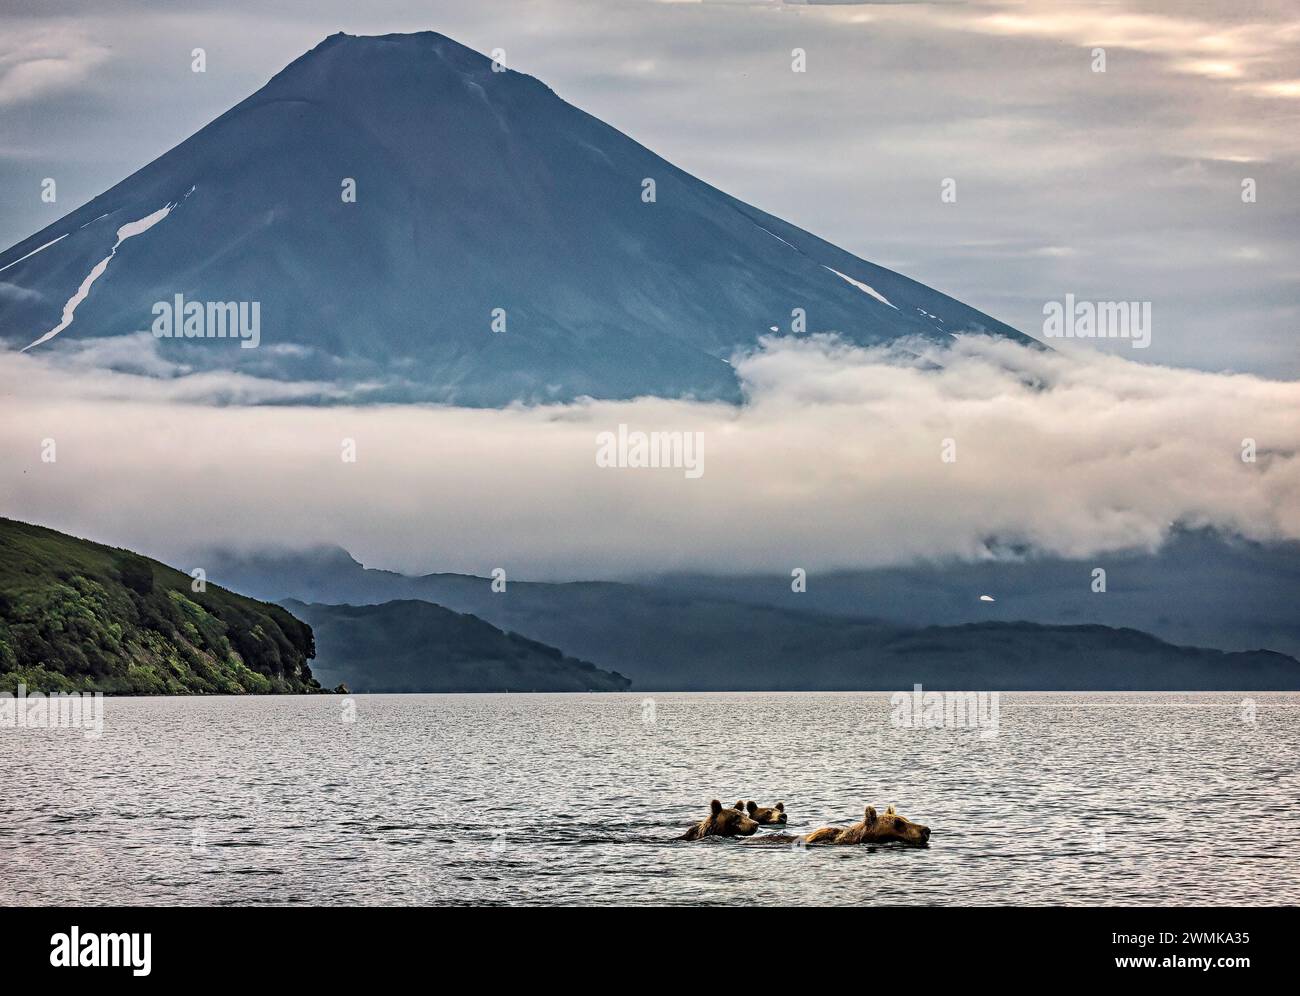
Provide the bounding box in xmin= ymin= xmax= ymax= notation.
xmin=0 ymin=518 xmax=320 ymax=694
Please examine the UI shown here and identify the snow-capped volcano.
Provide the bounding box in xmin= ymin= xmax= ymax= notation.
xmin=0 ymin=31 xmax=1034 ymax=404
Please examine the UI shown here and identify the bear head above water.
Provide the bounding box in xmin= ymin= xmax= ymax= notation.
xmin=678 ymin=799 xmax=761 ymax=841
xmin=745 ymin=800 xmax=787 ymax=825
xmin=802 ymin=804 xmax=930 ymax=847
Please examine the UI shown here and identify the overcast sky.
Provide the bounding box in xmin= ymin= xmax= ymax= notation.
xmin=1 ymin=0 xmax=1297 ymax=376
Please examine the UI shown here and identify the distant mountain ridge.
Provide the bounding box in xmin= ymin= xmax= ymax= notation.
xmin=208 ymin=545 xmax=1300 ymax=690
xmin=285 ymin=599 xmax=631 ymax=692
xmin=0 ymin=31 xmax=1033 ymax=404
xmin=653 ymin=528 xmax=1300 ymax=660
xmin=0 ymin=518 xmax=642 ymax=695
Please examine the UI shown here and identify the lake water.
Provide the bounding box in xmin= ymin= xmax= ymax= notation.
xmin=3 ymin=692 xmax=1298 ymax=906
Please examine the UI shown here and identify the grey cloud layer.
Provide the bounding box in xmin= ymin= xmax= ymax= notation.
xmin=2 ymin=335 xmax=1295 ymax=579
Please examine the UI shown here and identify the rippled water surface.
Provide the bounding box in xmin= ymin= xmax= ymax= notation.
xmin=3 ymin=692 xmax=1298 ymax=906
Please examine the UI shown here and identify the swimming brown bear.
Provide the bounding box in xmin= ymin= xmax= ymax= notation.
xmin=745 ymin=800 xmax=787 ymax=826
xmin=802 ymin=804 xmax=930 ymax=847
xmin=677 ymin=799 xmax=761 ymax=840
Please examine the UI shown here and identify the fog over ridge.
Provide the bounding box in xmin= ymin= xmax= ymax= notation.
xmin=1 ymin=334 xmax=1295 ymax=579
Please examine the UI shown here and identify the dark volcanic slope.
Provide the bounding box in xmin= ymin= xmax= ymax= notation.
xmin=0 ymin=31 xmax=1032 ymax=404
xmin=0 ymin=518 xmax=319 ymax=694
xmin=284 ymin=598 xmax=631 ymax=693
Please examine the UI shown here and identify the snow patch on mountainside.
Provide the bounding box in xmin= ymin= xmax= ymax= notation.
xmin=824 ymin=265 xmax=897 ymax=309
xmin=23 ymin=204 xmax=175 ymax=352
xmin=753 ymin=223 xmax=798 ymax=252
xmin=0 ymin=234 xmax=69 ymax=276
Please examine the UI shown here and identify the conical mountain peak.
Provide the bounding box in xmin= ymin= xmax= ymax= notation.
xmin=0 ymin=31 xmax=1031 ymax=405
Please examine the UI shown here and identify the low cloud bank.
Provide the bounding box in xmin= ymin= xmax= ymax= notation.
xmin=1 ymin=335 xmax=1295 ymax=578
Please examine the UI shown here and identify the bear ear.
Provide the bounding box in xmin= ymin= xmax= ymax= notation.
xmin=885 ymin=804 xmax=897 ymax=816
xmin=775 ymin=802 xmax=785 ymax=812
xmin=710 ymin=799 xmax=723 ymax=815
xmin=734 ymin=800 xmax=745 ymax=810
xmin=746 ymin=801 xmax=758 ymax=814
xmin=865 ymin=806 xmax=878 ymax=825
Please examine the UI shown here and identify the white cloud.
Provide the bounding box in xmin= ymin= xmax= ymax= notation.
xmin=0 ymin=281 xmax=41 ymax=303
xmin=1243 ymin=79 xmax=1300 ymax=99
xmin=0 ymin=26 xmax=109 ymax=106
xmin=944 ymin=4 xmax=1298 ymax=86
xmin=1 ymin=335 xmax=1295 ymax=579
xmin=0 ymin=333 xmax=358 ymax=404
